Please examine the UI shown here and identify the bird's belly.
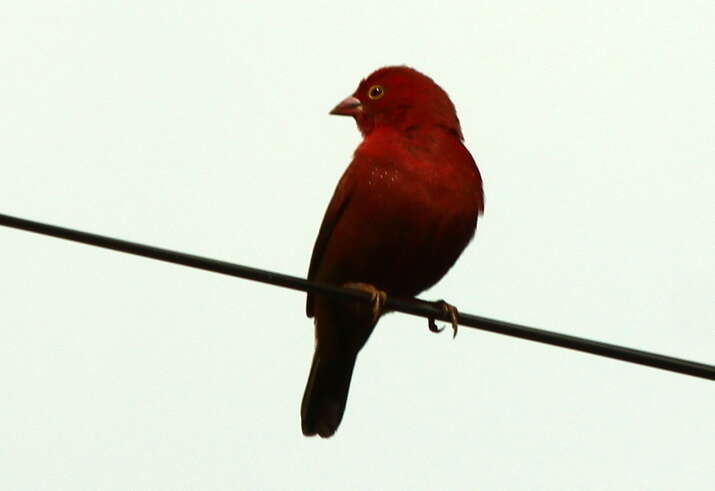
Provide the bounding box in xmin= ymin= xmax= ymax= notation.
xmin=318 ymin=189 xmax=477 ymax=298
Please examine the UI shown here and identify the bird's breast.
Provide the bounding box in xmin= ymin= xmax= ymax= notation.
xmin=317 ymin=135 xmax=481 ymax=297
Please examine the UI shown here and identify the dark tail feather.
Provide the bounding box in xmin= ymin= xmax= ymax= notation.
xmin=301 ymin=350 xmax=357 ymax=438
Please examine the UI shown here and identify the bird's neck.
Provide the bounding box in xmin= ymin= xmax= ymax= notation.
xmin=358 ymin=109 xmax=462 ymax=141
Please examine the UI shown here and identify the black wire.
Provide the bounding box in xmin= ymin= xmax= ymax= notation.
xmin=1 ymin=212 xmax=713 ymax=381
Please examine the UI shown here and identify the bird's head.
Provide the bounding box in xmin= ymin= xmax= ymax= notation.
xmin=330 ymin=66 xmax=463 ymax=139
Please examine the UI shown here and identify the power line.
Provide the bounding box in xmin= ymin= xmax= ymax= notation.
xmin=1 ymin=211 xmax=713 ymax=381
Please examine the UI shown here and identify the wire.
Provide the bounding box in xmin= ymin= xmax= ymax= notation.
xmin=1 ymin=211 xmax=713 ymax=381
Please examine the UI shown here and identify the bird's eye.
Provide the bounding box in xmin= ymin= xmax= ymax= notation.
xmin=367 ymin=85 xmax=385 ymax=100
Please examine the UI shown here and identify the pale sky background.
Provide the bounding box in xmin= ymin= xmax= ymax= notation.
xmin=1 ymin=1 xmax=713 ymax=490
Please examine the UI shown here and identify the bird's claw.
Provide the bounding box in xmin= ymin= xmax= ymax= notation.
xmin=343 ymin=282 xmax=387 ymax=325
xmin=428 ymin=300 xmax=459 ymax=339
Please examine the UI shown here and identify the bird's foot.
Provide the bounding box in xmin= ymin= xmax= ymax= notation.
xmin=343 ymin=282 xmax=387 ymax=325
xmin=428 ymin=300 xmax=460 ymax=339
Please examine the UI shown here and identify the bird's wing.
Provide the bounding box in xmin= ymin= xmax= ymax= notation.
xmin=305 ymin=169 xmax=354 ymax=318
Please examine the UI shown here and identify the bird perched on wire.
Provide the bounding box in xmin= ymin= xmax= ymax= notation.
xmin=302 ymin=66 xmax=484 ymax=438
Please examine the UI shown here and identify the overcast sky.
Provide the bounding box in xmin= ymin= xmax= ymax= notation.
xmin=2 ymin=1 xmax=713 ymax=490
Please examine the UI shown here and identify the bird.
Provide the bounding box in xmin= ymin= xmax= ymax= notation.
xmin=301 ymin=66 xmax=484 ymax=438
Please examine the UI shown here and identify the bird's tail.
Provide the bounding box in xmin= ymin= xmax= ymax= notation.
xmin=300 ymin=349 xmax=357 ymax=438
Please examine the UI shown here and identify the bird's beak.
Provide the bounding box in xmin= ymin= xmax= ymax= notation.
xmin=330 ymin=96 xmax=362 ymax=116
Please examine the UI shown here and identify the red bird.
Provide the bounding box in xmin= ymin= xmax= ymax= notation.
xmin=302 ymin=66 xmax=484 ymax=437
